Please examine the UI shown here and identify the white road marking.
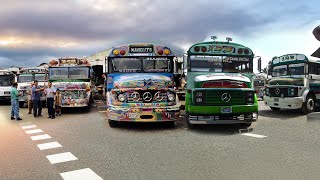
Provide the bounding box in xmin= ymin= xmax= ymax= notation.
xmin=46 ymin=152 xmax=78 ymax=164
xmin=30 ymin=134 xmax=52 ymax=141
xmin=60 ymin=168 xmax=103 ymax=180
xmin=25 ymin=129 xmax=43 ymax=134
xmin=240 ymin=133 xmax=267 ymax=138
xmin=37 ymin=142 xmax=62 ymax=150
xmin=21 ymin=125 xmax=37 ymax=129
xmin=19 ymin=121 xmax=33 ymax=126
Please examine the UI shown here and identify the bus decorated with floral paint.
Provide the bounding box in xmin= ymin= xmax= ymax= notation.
xmin=105 ymin=43 xmax=181 ymax=127
xmin=48 ymin=57 xmax=93 ymax=108
xmin=184 ymin=37 xmax=259 ymax=128
xmin=17 ymin=67 xmax=47 ymax=107
xmin=264 ymin=54 xmax=320 ymax=114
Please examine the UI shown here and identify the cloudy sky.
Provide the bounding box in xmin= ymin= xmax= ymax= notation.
xmin=0 ymin=0 xmax=319 ymax=70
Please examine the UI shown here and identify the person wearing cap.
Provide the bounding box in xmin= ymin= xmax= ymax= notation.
xmin=10 ymin=82 xmax=22 ymax=121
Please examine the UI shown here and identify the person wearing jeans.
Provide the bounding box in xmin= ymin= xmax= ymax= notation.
xmin=32 ymin=80 xmax=44 ymax=118
xmin=10 ymin=82 xmax=22 ymax=121
xmin=45 ymin=82 xmax=56 ymax=119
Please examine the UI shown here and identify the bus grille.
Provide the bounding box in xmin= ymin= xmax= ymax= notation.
xmin=269 ymin=87 xmax=288 ymax=97
xmin=202 ymin=90 xmax=246 ymax=105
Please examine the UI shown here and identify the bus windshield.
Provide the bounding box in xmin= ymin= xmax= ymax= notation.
xmin=272 ymin=63 xmax=304 ymax=77
xmin=111 ymin=58 xmax=171 ymax=73
xmin=34 ymin=74 xmax=46 ymax=82
xmin=18 ymin=74 xmax=33 ymax=83
xmin=189 ymin=55 xmax=252 ymax=73
xmin=49 ymin=67 xmax=90 ymax=79
xmin=0 ymin=75 xmax=12 ymax=86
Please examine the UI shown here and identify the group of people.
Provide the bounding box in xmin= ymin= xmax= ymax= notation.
xmin=10 ymin=81 xmax=63 ymax=121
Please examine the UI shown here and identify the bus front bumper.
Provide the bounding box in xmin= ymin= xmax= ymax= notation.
xmin=186 ymin=104 xmax=258 ymax=124
xmin=107 ymin=105 xmax=181 ymax=122
xmin=188 ymin=113 xmax=258 ymax=124
xmin=263 ymin=96 xmax=303 ymax=109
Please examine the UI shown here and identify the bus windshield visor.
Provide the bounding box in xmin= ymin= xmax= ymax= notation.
xmin=143 ymin=59 xmax=170 ymax=72
xmin=0 ymin=75 xmax=12 ymax=86
xmin=190 ymin=55 xmax=252 ymax=73
xmin=112 ymin=58 xmax=142 ymax=72
xmin=18 ymin=75 xmax=33 ymax=83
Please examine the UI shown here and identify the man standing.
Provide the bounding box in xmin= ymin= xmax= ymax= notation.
xmin=26 ymin=82 xmax=34 ymax=114
xmin=45 ymin=82 xmax=56 ymax=119
xmin=10 ymin=82 xmax=22 ymax=121
xmin=32 ymin=80 xmax=44 ymax=118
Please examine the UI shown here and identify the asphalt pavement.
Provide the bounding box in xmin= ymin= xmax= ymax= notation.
xmin=1 ymin=101 xmax=320 ymax=180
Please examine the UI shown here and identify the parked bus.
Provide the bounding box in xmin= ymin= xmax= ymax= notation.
xmin=264 ymin=53 xmax=320 ymax=114
xmin=0 ymin=69 xmax=15 ymax=102
xmin=105 ymin=43 xmax=181 ymax=127
xmin=17 ymin=67 xmax=47 ymax=107
xmin=48 ymin=57 xmax=93 ymax=108
xmin=254 ymin=73 xmax=268 ymax=100
xmin=184 ymin=37 xmax=259 ymax=128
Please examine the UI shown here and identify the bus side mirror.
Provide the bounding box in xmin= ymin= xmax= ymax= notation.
xmin=258 ymin=57 xmax=262 ymax=73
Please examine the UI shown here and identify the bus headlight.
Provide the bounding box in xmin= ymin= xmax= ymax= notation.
xmin=196 ymin=91 xmax=203 ymax=97
xmin=167 ymin=93 xmax=175 ymax=101
xmin=118 ymin=94 xmax=126 ymax=102
xmin=246 ymin=92 xmax=254 ymax=104
xmin=196 ymin=97 xmax=203 ymax=103
xmin=288 ymin=87 xmax=296 ymax=96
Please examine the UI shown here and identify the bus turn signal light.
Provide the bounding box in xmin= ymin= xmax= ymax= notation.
xmin=164 ymin=49 xmax=170 ymax=55
xmin=113 ymin=49 xmax=119 ymax=55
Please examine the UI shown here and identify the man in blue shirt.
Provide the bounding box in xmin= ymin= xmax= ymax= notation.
xmin=32 ymin=80 xmax=44 ymax=118
xmin=10 ymin=82 xmax=22 ymax=121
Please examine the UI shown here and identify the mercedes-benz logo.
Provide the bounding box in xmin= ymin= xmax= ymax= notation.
xmin=130 ymin=91 xmax=140 ymax=101
xmin=275 ymin=88 xmax=280 ymax=95
xmin=154 ymin=91 xmax=163 ymax=101
xmin=221 ymin=93 xmax=231 ymax=102
xmin=143 ymin=92 xmax=152 ymax=102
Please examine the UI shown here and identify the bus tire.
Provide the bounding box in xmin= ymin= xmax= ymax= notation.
xmin=302 ymin=94 xmax=316 ymax=114
xmin=270 ymin=107 xmax=280 ymax=111
xmin=186 ymin=113 xmax=195 ymax=129
xmin=238 ymin=123 xmax=252 ymax=129
xmin=165 ymin=121 xmax=175 ymax=128
xmin=108 ymin=119 xmax=119 ymax=128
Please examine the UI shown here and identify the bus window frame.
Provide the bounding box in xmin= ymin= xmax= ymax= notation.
xmin=187 ymin=55 xmax=253 ymax=73
xmin=107 ymin=56 xmax=175 ymax=74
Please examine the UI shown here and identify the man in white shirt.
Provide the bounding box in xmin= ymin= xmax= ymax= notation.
xmin=26 ymin=82 xmax=34 ymax=114
xmin=45 ymin=82 xmax=56 ymax=119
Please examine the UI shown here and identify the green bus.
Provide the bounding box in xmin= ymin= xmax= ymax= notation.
xmin=185 ymin=38 xmax=259 ymax=128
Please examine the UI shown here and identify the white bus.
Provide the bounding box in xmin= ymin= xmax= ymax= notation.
xmin=0 ymin=70 xmax=16 ymax=102
xmin=17 ymin=67 xmax=47 ymax=107
xmin=264 ymin=53 xmax=320 ymax=114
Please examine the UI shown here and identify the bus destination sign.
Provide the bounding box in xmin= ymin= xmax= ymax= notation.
xmin=129 ymin=46 xmax=154 ymax=54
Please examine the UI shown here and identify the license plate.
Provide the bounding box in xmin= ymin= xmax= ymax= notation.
xmin=4 ymin=92 xmax=10 ymax=94
xmin=274 ymin=98 xmax=279 ymax=102
xmin=221 ymin=107 xmax=232 ymax=113
xmin=128 ymin=113 xmax=139 ymax=118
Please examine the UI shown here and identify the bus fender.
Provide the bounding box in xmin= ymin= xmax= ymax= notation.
xmin=302 ymin=89 xmax=310 ymax=102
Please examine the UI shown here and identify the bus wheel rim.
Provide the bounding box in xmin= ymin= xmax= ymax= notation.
xmin=307 ymin=98 xmax=315 ymax=111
